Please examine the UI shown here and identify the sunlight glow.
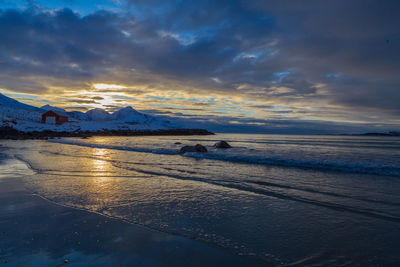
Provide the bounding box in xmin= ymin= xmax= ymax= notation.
xmin=93 ymin=83 xmax=126 ymax=90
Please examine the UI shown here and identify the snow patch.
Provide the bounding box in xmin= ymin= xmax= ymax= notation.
xmin=0 ymin=93 xmax=181 ymax=132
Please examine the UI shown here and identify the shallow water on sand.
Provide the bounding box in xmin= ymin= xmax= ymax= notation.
xmin=2 ymin=134 xmax=400 ymax=265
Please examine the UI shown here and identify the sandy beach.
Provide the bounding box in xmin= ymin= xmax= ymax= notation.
xmin=1 ymin=134 xmax=400 ymax=266
xmin=0 ymin=176 xmax=265 ymax=266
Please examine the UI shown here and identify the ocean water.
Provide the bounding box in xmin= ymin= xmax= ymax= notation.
xmin=3 ymin=134 xmax=400 ymax=266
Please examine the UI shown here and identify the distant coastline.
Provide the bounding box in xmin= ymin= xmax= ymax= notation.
xmin=0 ymin=126 xmax=214 ymax=140
xmin=351 ymin=131 xmax=400 ymax=137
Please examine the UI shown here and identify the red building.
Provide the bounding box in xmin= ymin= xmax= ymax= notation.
xmin=41 ymin=110 xmax=69 ymax=124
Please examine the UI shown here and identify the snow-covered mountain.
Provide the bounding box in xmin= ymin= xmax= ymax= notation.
xmin=0 ymin=93 xmax=178 ymax=132
xmin=83 ymin=106 xmax=160 ymax=124
xmin=86 ymin=108 xmax=112 ymax=121
xmin=112 ymin=106 xmax=151 ymax=123
xmin=0 ymin=94 xmax=42 ymax=123
xmin=67 ymin=111 xmax=89 ymax=121
xmin=0 ymin=94 xmax=42 ymax=112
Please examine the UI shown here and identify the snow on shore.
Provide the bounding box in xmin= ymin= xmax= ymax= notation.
xmin=0 ymin=93 xmax=177 ymax=132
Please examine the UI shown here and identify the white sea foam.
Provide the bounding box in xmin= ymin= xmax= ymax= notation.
xmin=48 ymin=138 xmax=400 ymax=176
xmin=4 ymin=134 xmax=400 ymax=265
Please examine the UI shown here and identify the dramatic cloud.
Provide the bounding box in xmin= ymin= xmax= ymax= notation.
xmin=0 ymin=0 xmax=399 ymax=132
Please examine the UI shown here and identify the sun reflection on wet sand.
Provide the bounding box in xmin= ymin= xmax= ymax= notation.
xmin=93 ymin=148 xmax=107 ymax=169
xmin=91 ymin=147 xmax=112 ymax=187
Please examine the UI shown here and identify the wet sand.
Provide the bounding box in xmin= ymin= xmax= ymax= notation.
xmin=0 ymin=177 xmax=266 ymax=266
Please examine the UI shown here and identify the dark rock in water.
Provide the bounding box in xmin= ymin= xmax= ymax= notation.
xmin=179 ymin=144 xmax=207 ymax=153
xmin=174 ymin=142 xmax=182 ymax=145
xmin=214 ymin=141 xmax=232 ymax=148
xmin=194 ymin=144 xmax=208 ymax=152
xmin=180 ymin=145 xmax=196 ymax=153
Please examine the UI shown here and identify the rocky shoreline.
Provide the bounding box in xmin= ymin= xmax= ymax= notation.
xmin=355 ymin=131 xmax=400 ymax=137
xmin=0 ymin=126 xmax=214 ymax=140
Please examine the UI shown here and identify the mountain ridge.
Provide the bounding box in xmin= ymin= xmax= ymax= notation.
xmin=0 ymin=93 xmax=158 ymax=124
xmin=0 ymin=93 xmax=179 ymax=132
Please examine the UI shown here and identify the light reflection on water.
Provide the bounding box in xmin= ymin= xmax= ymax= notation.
xmin=92 ymin=147 xmax=107 ymax=170
xmin=91 ymin=148 xmax=112 ymax=188
xmin=3 ymin=134 xmax=400 ymax=266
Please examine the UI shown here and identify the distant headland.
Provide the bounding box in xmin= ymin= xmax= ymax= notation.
xmin=353 ymin=131 xmax=400 ymax=137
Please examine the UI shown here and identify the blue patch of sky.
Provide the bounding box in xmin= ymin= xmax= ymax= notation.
xmin=178 ymin=33 xmax=197 ymax=45
xmin=147 ymin=95 xmax=172 ymax=101
xmin=160 ymin=26 xmax=220 ymax=46
xmin=160 ymin=31 xmax=197 ymax=46
xmin=251 ymin=51 xmax=264 ymax=58
xmin=210 ymin=104 xmax=244 ymax=113
xmin=273 ymin=71 xmax=290 ymax=78
xmin=112 ymin=95 xmax=137 ymax=101
xmin=234 ymin=51 xmax=263 ymax=62
xmin=182 ymin=97 xmax=218 ymax=104
xmin=0 ymin=0 xmax=121 ymax=15
xmin=207 ymin=97 xmax=218 ymax=103
xmin=326 ymin=72 xmax=341 ymax=79
xmin=238 ymin=109 xmax=256 ymax=116
xmin=1 ymin=91 xmax=39 ymax=99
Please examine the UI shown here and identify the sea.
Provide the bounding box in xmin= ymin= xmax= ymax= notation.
xmin=2 ymin=133 xmax=400 ymax=266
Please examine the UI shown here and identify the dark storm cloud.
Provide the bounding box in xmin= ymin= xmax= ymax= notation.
xmin=244 ymin=0 xmax=400 ymax=108
xmin=127 ymin=0 xmax=399 ymax=114
xmin=0 ymin=0 xmax=399 ymax=129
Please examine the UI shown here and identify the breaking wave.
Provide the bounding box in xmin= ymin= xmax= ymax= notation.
xmin=49 ymin=139 xmax=400 ymax=177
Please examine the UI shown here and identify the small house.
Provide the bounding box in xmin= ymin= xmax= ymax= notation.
xmin=42 ymin=110 xmax=68 ymax=124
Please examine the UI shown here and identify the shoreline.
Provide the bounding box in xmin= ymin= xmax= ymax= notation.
xmin=0 ymin=127 xmax=214 ymax=140
xmin=2 ymin=134 xmax=400 ymax=266
xmin=0 ymin=174 xmax=267 ymax=266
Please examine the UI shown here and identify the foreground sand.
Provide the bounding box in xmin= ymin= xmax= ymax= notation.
xmin=0 ymin=177 xmax=266 ymax=266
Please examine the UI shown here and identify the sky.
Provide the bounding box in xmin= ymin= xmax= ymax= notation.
xmin=0 ymin=0 xmax=399 ymax=133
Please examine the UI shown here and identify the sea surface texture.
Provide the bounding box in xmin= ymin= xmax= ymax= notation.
xmin=4 ymin=134 xmax=400 ymax=266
